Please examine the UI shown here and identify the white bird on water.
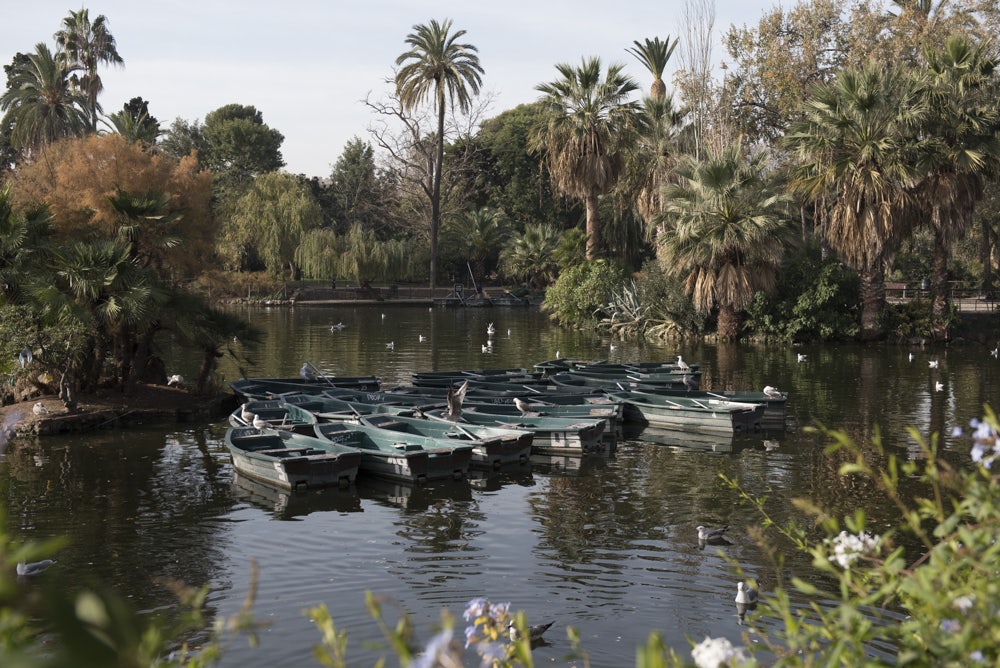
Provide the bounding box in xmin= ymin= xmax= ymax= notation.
xmin=797 ymin=353 xmax=808 ymax=363
xmin=166 ymin=374 xmax=184 ymax=386
xmin=676 ymin=355 xmax=690 ymax=371
xmin=486 ymin=322 xmax=496 ymax=336
xmin=609 ymin=343 xmax=617 ymax=352
xmin=17 ymin=348 xmax=32 ymax=368
xmin=508 ymin=620 xmax=554 ymax=643
xmin=735 ymin=581 xmax=758 ymax=605
xmin=697 ymin=525 xmax=731 ymax=544
xmin=908 ymin=352 xmax=915 ymax=362
xmin=17 ymin=559 xmax=55 ymax=576
xmin=386 ymin=341 xmax=395 ymax=350
xmin=418 ymin=334 xmax=426 ymax=342
xmin=935 ymin=381 xmax=944 ymax=392
xmin=929 ymin=359 xmax=940 ymax=369
xmin=252 ymin=414 xmax=269 ymax=431
xmin=992 ymin=345 xmax=999 ymax=358
xmin=330 ymin=322 xmax=346 ymax=332
xmin=481 ymin=343 xmax=493 ymax=353
xmin=32 ymin=402 xmax=48 ymax=416
xmin=763 ymin=386 xmax=782 ymax=399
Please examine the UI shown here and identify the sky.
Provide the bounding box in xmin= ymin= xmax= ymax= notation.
xmin=3 ymin=1 xmax=780 ymax=178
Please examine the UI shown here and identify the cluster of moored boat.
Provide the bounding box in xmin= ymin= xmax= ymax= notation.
xmin=225 ymin=357 xmax=788 ymax=491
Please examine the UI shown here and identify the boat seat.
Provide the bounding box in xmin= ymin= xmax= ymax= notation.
xmin=254 ymin=447 xmax=311 ymax=456
xmin=393 ymin=442 xmax=423 ymax=451
xmin=237 ymin=434 xmax=285 ymax=450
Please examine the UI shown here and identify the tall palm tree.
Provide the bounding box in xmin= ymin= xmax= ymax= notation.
xmin=500 ymin=223 xmax=562 ymax=289
xmin=531 ymin=57 xmax=642 ymax=260
xmin=656 ymin=144 xmax=794 ymax=339
xmin=627 ymin=36 xmax=679 ymax=100
xmin=913 ymin=36 xmax=1000 ymax=341
xmin=0 ymin=43 xmax=88 ymax=154
xmin=54 ymin=8 xmax=124 ymax=132
xmin=395 ymin=18 xmax=483 ymax=289
xmin=785 ymin=63 xmax=926 ymax=341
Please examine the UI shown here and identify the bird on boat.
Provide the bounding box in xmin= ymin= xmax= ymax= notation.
xmin=386 ymin=341 xmax=395 ymax=350
xmin=929 ymin=359 xmax=939 ymax=369
xmin=445 ymin=381 xmax=468 ymax=419
xmin=681 ymin=374 xmax=697 ymax=390
xmin=251 ymin=414 xmax=269 ymax=431
xmin=676 ymin=355 xmax=691 ymax=371
xmin=240 ymin=403 xmax=255 ymax=423
xmin=300 ymin=363 xmax=316 ymax=381
xmin=735 ymin=581 xmax=758 ymax=605
xmin=17 ymin=348 xmax=32 ymax=368
xmin=762 ymin=386 xmax=782 ymax=399
xmin=935 ymin=381 xmax=944 ymax=392
xmin=166 ymin=374 xmax=184 ymax=387
xmin=16 ymin=559 xmax=55 ymax=577
xmin=32 ymin=402 xmax=48 ymax=416
xmin=508 ymin=620 xmax=554 ymax=643
xmin=697 ymin=525 xmax=731 ymax=545
xmin=797 ymin=353 xmax=808 ymax=363
xmin=486 ymin=322 xmax=496 ymax=336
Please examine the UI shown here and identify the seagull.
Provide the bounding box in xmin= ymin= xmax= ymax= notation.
xmin=908 ymin=352 xmax=915 ymax=362
xmin=762 ymin=386 xmax=782 ymax=399
xmin=609 ymin=343 xmax=617 ymax=352
xmin=935 ymin=381 xmax=944 ymax=392
xmin=251 ymin=414 xmax=269 ymax=431
xmin=735 ymin=581 xmax=758 ymax=605
xmin=507 ymin=328 xmax=512 ymax=337
xmin=445 ymin=381 xmax=469 ymax=419
xmin=166 ymin=374 xmax=184 ymax=386
xmin=763 ymin=439 xmax=780 ymax=451
xmin=508 ymin=620 xmax=554 ymax=643
xmin=486 ymin=322 xmax=496 ymax=336
xmin=17 ymin=348 xmax=32 ymax=368
xmin=481 ymin=343 xmax=492 ymax=353
xmin=797 ymin=353 xmax=807 ymax=363
xmin=386 ymin=341 xmax=395 ymax=350
xmin=16 ymin=559 xmax=55 ymax=576
xmin=697 ymin=525 xmax=731 ymax=545
xmin=418 ymin=335 xmax=426 ymax=342
xmin=513 ymin=397 xmax=535 ymax=414
xmin=32 ymin=402 xmax=48 ymax=416
xmin=300 ymin=363 xmax=316 ymax=381
xmin=555 ymin=350 xmax=560 ymax=359
xmin=676 ymin=355 xmax=690 ymax=371
xmin=991 ymin=346 xmax=998 ymax=358
xmin=240 ymin=403 xmax=255 ymax=423
xmin=928 ymin=359 xmax=939 ymax=369
xmin=681 ymin=374 xmax=697 ymax=390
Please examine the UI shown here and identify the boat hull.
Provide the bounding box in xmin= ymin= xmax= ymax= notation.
xmin=225 ymin=427 xmax=362 ymax=491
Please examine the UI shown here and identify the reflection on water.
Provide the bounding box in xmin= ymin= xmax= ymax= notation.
xmin=1 ymin=306 xmax=997 ymax=667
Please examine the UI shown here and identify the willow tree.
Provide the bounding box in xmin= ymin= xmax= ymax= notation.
xmin=531 ymin=57 xmax=642 ymax=259
xmin=395 ymin=18 xmax=483 ymax=289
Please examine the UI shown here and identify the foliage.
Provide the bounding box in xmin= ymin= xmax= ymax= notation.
xmin=326 ymin=137 xmax=400 ymax=236
xmin=158 ymin=117 xmax=208 ymax=161
xmin=10 ymin=133 xmax=215 ymax=281
xmin=218 ymin=171 xmax=322 ymax=278
xmin=201 ymin=104 xmax=284 ymax=195
xmin=439 ymin=206 xmax=509 ymax=281
xmin=329 ymin=223 xmax=412 ymax=286
xmin=542 ymin=259 xmax=629 ymax=327
xmin=597 ymin=262 xmax=706 ymax=340
xmin=531 ymin=57 xmax=642 ymax=259
xmin=54 ymin=8 xmax=124 ymax=133
xmin=499 ymin=223 xmax=562 ymax=290
xmin=102 ymin=96 xmax=160 ymax=146
xmin=744 ymin=246 xmax=860 ymax=342
xmin=716 ymin=408 xmax=1000 ymax=667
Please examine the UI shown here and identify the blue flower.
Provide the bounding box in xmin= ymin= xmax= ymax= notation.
xmin=940 ymin=619 xmax=961 ymax=634
xmin=464 ymin=598 xmax=489 ymax=621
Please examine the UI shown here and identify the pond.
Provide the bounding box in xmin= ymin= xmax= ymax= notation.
xmin=3 ymin=304 xmax=997 ymax=667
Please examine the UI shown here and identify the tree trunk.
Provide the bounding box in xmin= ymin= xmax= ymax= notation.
xmin=716 ymin=303 xmax=741 ymax=341
xmin=585 ymin=191 xmax=602 ymax=259
xmin=429 ymin=91 xmax=446 ymax=289
xmin=981 ymin=214 xmax=995 ymax=298
xmin=930 ymin=228 xmax=951 ymax=342
xmin=858 ymin=265 xmax=886 ymax=342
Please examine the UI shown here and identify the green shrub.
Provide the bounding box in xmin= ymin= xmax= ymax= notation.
xmin=542 ymin=259 xmax=628 ymax=328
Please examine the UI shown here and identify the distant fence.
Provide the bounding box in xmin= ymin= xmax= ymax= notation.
xmin=886 ymin=281 xmax=998 ymax=313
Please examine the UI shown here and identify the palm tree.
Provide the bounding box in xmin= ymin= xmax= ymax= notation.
xmin=531 ymin=57 xmax=642 ymax=259
xmin=54 ymin=8 xmax=124 ymax=132
xmin=500 ymin=223 xmax=562 ymax=289
xmin=0 ymin=43 xmax=88 ymax=154
xmin=444 ymin=207 xmax=509 ymax=280
xmin=913 ymin=36 xmax=1000 ymax=341
xmin=395 ymin=18 xmax=484 ymax=289
xmin=656 ymin=144 xmax=794 ymax=339
xmin=785 ymin=63 xmax=926 ymax=341
xmin=626 ymin=36 xmax=679 ymax=100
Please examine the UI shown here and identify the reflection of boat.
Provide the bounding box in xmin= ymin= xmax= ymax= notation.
xmin=314 ymin=421 xmax=472 ymax=482
xmin=467 ymin=464 xmax=535 ymax=491
xmin=356 ymin=475 xmax=472 ymax=511
xmin=623 ymin=424 xmax=738 ymax=453
xmin=528 ymin=451 xmax=611 ymax=476
xmin=231 ymin=471 xmax=361 ymax=518
xmin=225 ymin=426 xmax=363 ymax=491
xmin=608 ymin=390 xmax=764 ymax=435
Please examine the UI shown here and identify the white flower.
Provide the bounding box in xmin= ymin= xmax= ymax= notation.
xmin=828 ymin=530 xmax=880 ymax=569
xmin=691 ymin=636 xmax=748 ymax=668
xmin=953 ymin=594 xmax=976 ymax=613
